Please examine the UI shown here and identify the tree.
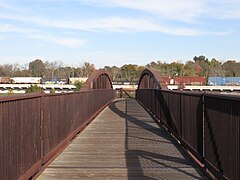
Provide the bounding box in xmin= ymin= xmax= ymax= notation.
xmin=104 ymin=66 xmax=122 ymax=81
xmin=121 ymin=64 xmax=138 ymax=81
xmin=44 ymin=61 xmax=62 ymax=77
xmin=146 ymin=61 xmax=164 ymax=75
xmin=193 ymin=56 xmax=210 ymax=77
xmin=12 ymin=64 xmax=30 ymax=77
xmin=169 ymin=62 xmax=184 ymax=77
xmin=111 ymin=66 xmax=121 ymax=81
xmin=0 ymin=64 xmax=14 ymax=77
xmin=29 ymin=59 xmax=46 ymax=77
xmin=222 ymin=60 xmax=240 ymax=77
xmin=81 ymin=62 xmax=96 ymax=77
xmin=74 ymin=67 xmax=83 ymax=77
xmin=13 ymin=69 xmax=30 ymax=77
xmin=136 ymin=66 xmax=145 ymax=78
xmin=182 ymin=61 xmax=196 ymax=76
xmin=56 ymin=66 xmax=74 ymax=78
xmin=208 ymin=58 xmax=224 ymax=76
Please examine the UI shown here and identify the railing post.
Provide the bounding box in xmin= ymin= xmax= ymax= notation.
xmin=202 ymin=93 xmax=205 ymax=166
xmin=40 ymin=95 xmax=44 ymax=161
xmin=179 ymin=93 xmax=182 ymax=138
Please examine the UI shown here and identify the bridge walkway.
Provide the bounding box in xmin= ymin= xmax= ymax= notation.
xmin=38 ymin=98 xmax=207 ymax=179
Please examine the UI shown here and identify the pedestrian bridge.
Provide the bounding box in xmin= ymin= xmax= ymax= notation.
xmin=0 ymin=69 xmax=239 ymax=180
xmin=38 ymin=98 xmax=205 ymax=179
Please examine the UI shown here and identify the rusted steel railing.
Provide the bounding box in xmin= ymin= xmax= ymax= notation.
xmin=42 ymin=90 xmax=115 ymax=164
xmin=115 ymin=88 xmax=135 ymax=98
xmin=0 ymin=94 xmax=42 ymax=180
xmin=136 ymin=90 xmax=204 ymax=162
xmin=0 ymin=70 xmax=115 ymax=180
xmin=0 ymin=90 xmax=115 ymax=180
xmin=204 ymin=94 xmax=240 ymax=180
xmin=136 ymin=68 xmax=239 ymax=180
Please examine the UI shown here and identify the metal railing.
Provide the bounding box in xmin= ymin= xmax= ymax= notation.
xmin=0 ymin=89 xmax=115 ymax=180
xmin=115 ymin=88 xmax=135 ymax=98
xmin=136 ymin=89 xmax=239 ymax=180
xmin=204 ymin=94 xmax=240 ymax=180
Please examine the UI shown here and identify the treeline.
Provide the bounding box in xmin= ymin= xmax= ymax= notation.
xmin=146 ymin=56 xmax=240 ymax=78
xmin=105 ymin=56 xmax=240 ymax=81
xmin=0 ymin=59 xmax=95 ymax=78
xmin=1 ymin=56 xmax=240 ymax=81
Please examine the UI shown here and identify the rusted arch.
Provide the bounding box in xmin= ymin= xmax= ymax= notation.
xmin=138 ymin=68 xmax=168 ymax=90
xmin=80 ymin=70 xmax=113 ymax=91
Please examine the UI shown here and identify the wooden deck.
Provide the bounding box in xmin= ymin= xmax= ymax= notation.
xmin=37 ymin=98 xmax=207 ymax=179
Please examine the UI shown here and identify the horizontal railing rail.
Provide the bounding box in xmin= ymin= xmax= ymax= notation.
xmin=0 ymin=89 xmax=115 ymax=180
xmin=136 ymin=89 xmax=239 ymax=180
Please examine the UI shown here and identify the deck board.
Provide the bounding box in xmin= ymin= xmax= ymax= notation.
xmin=37 ymin=98 xmax=208 ymax=179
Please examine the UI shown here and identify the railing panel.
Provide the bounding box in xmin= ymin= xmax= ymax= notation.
xmin=137 ymin=90 xmax=203 ymax=161
xmin=204 ymin=94 xmax=240 ymax=180
xmin=43 ymin=94 xmax=74 ymax=156
xmin=136 ymin=89 xmax=147 ymax=109
xmin=165 ymin=91 xmax=181 ymax=136
xmin=181 ymin=92 xmax=203 ymax=161
xmin=157 ymin=91 xmax=170 ymax=125
xmin=43 ymin=90 xmax=115 ymax=160
xmin=156 ymin=90 xmax=165 ymax=123
xmin=136 ymin=68 xmax=239 ymax=180
xmin=137 ymin=88 xmax=239 ymax=180
xmin=0 ymin=89 xmax=115 ymax=180
xmin=0 ymin=96 xmax=42 ymax=180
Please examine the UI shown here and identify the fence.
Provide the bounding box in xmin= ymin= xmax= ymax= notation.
xmin=136 ymin=89 xmax=239 ymax=180
xmin=0 ymin=89 xmax=115 ymax=180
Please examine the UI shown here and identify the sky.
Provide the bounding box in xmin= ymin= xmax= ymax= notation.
xmin=0 ymin=0 xmax=240 ymax=68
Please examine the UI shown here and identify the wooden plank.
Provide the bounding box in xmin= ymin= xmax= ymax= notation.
xmin=37 ymin=98 xmax=207 ymax=179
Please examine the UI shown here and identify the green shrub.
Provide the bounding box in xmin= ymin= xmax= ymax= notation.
xmin=74 ymin=80 xmax=84 ymax=92
xmin=25 ymin=84 xmax=44 ymax=93
xmin=7 ymin=89 xmax=14 ymax=95
xmin=50 ymin=89 xmax=56 ymax=94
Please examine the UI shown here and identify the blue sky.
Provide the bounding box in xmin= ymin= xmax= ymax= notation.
xmin=0 ymin=0 xmax=240 ymax=68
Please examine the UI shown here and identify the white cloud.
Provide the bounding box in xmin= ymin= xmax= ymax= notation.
xmin=81 ymin=0 xmax=240 ymax=21
xmin=0 ymin=13 xmax=225 ymax=36
xmin=0 ymin=23 xmax=38 ymax=33
xmin=0 ymin=0 xmax=23 ymax=12
xmin=204 ymin=0 xmax=240 ymax=19
xmin=30 ymin=34 xmax=86 ymax=48
xmin=0 ymin=23 xmax=86 ymax=48
xmin=4 ymin=0 xmax=240 ymax=21
xmin=0 ymin=0 xmax=234 ymax=38
xmin=82 ymin=0 xmax=203 ymax=23
xmin=0 ymin=0 xmax=13 ymax=9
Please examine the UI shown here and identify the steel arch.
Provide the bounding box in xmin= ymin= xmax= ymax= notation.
xmin=80 ymin=70 xmax=113 ymax=91
xmin=137 ymin=68 xmax=168 ymax=90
